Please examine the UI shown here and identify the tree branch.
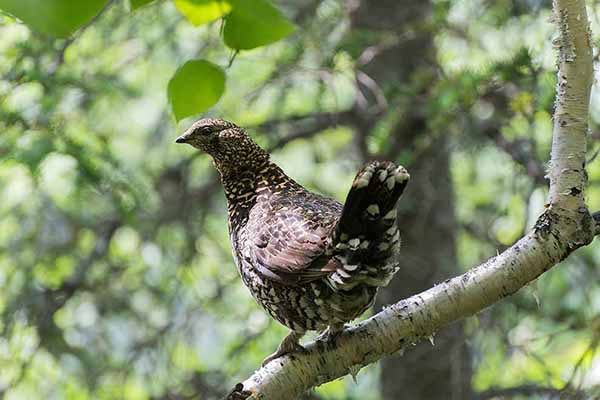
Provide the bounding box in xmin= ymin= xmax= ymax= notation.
xmin=226 ymin=0 xmax=595 ymax=398
xmin=479 ymin=119 xmax=546 ymax=185
xmin=49 ymin=0 xmax=116 ymax=74
xmin=547 ymin=0 xmax=593 ymax=210
xmin=252 ymin=111 xmax=355 ymax=151
xmin=230 ymin=229 xmax=585 ymax=398
xmin=479 ymin=87 xmax=547 ymax=185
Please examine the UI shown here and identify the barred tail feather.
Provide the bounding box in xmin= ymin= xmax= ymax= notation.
xmin=327 ymin=161 xmax=409 ymax=290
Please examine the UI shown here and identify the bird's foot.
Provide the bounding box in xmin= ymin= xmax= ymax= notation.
xmin=262 ymin=330 xmax=306 ymax=367
xmin=317 ymin=323 xmax=345 ymax=346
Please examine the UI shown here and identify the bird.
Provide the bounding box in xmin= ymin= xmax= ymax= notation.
xmin=176 ymin=118 xmax=409 ymax=365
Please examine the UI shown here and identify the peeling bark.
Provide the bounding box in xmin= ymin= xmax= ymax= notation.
xmin=226 ymin=0 xmax=595 ymax=398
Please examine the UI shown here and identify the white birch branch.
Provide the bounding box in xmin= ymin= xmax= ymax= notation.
xmin=226 ymin=0 xmax=595 ymax=398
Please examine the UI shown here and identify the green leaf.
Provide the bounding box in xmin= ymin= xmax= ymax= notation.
xmin=130 ymin=0 xmax=158 ymax=10
xmin=0 ymin=0 xmax=108 ymax=37
xmin=223 ymin=0 xmax=295 ymax=50
xmin=167 ymin=60 xmax=225 ymax=121
xmin=173 ymin=0 xmax=231 ymax=26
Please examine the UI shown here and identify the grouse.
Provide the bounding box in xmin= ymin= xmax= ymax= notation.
xmin=176 ymin=118 xmax=409 ymax=365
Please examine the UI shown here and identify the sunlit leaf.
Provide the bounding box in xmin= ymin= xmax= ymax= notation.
xmin=167 ymin=60 xmax=225 ymax=121
xmin=173 ymin=0 xmax=231 ymax=26
xmin=223 ymin=0 xmax=295 ymax=50
xmin=0 ymin=0 xmax=108 ymax=37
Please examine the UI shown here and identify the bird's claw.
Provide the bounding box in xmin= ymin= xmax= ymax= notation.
xmin=262 ymin=331 xmax=306 ymax=367
xmin=261 ymin=342 xmax=306 ymax=367
xmin=317 ymin=324 xmax=345 ymax=346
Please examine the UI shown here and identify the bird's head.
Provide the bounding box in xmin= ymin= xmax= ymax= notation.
xmin=175 ymin=118 xmax=269 ymax=175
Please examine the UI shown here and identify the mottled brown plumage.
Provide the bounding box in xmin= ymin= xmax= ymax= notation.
xmin=176 ymin=118 xmax=409 ymax=364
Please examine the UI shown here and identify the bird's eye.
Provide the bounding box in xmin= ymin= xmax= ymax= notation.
xmin=195 ymin=126 xmax=213 ymax=136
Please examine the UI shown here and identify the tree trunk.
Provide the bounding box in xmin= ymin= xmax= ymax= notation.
xmin=348 ymin=1 xmax=472 ymax=398
xmin=376 ymin=143 xmax=471 ymax=400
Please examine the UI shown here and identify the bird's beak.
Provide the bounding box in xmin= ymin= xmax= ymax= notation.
xmin=175 ymin=132 xmax=190 ymax=144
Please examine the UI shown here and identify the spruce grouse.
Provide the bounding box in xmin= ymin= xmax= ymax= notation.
xmin=176 ymin=118 xmax=409 ymax=365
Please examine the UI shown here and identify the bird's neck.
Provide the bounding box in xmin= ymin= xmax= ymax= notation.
xmin=220 ymin=160 xmax=295 ymax=223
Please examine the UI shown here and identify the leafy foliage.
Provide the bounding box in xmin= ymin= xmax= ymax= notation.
xmin=0 ymin=0 xmax=108 ymax=37
xmin=223 ymin=0 xmax=296 ymax=50
xmin=168 ymin=60 xmax=226 ymax=120
xmin=0 ymin=0 xmax=294 ymax=120
xmin=173 ymin=0 xmax=231 ymax=26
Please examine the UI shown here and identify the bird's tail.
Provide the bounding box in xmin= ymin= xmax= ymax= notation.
xmin=326 ymin=161 xmax=409 ymax=291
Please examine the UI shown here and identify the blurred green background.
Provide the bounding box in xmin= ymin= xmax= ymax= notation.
xmin=1 ymin=0 xmax=600 ymax=399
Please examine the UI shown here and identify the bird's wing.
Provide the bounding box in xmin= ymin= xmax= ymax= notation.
xmin=246 ymin=195 xmax=342 ymax=285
